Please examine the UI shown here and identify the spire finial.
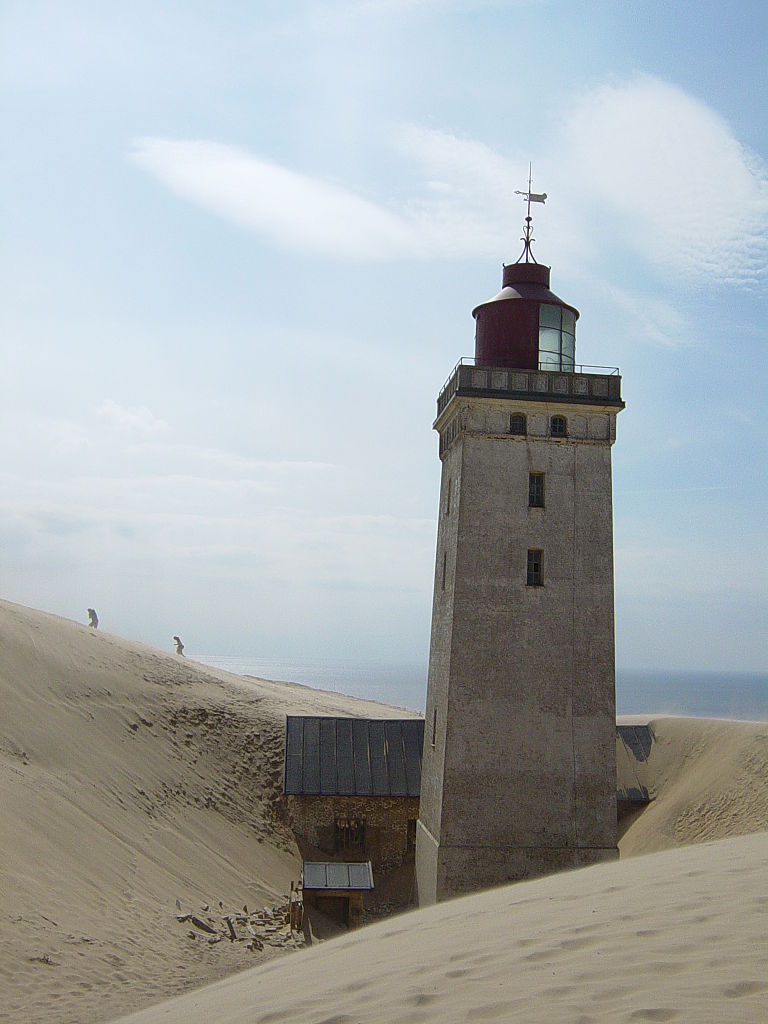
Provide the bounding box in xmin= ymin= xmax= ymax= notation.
xmin=514 ymin=164 xmax=547 ymax=263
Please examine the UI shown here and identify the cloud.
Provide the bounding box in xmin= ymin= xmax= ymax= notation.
xmin=392 ymin=125 xmax=522 ymax=256
xmin=131 ymin=138 xmax=420 ymax=260
xmin=189 ymin=448 xmax=335 ymax=476
xmin=597 ymin=282 xmax=688 ymax=349
xmin=559 ymin=76 xmax=768 ymax=284
xmin=131 ymin=76 xmax=768 ymax=284
xmin=0 ymin=469 xmax=433 ymax=596
xmin=96 ymin=399 xmax=169 ymax=436
xmin=130 ymin=133 xmax=518 ymax=261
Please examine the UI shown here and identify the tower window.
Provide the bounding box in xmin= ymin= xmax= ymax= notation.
xmin=442 ymin=550 xmax=447 ymax=590
xmin=445 ymin=478 xmax=452 ymax=516
xmin=510 ymin=412 xmax=527 ymax=436
xmin=431 ymin=705 xmax=437 ymax=747
xmin=527 ymin=549 xmax=543 ymax=586
xmin=528 ymin=472 xmax=545 ymax=508
xmin=550 ymin=415 xmax=567 ymax=438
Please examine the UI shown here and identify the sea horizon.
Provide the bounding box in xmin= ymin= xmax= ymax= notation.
xmin=192 ymin=655 xmax=768 ymax=722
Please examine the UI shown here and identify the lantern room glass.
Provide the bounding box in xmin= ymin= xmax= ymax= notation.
xmin=539 ymin=304 xmax=575 ymax=372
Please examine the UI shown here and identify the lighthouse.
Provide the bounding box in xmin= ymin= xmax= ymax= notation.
xmin=415 ymin=189 xmax=625 ymax=903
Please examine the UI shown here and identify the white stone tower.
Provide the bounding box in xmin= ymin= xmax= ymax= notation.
xmin=415 ymin=207 xmax=624 ymax=904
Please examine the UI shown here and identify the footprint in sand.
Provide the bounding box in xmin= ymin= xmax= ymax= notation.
xmin=408 ymin=993 xmax=437 ymax=1007
xmin=524 ymin=948 xmax=556 ymax=962
xmin=629 ymin=1010 xmax=679 ymax=1022
xmin=558 ymin=936 xmax=598 ymax=952
xmin=572 ymin=922 xmax=603 ymax=936
xmin=341 ymin=979 xmax=372 ymax=994
xmin=545 ymin=983 xmax=577 ymax=997
xmin=468 ymin=953 xmax=494 ymax=966
xmin=467 ymin=1001 xmax=517 ymax=1020
xmin=643 ymin=960 xmax=686 ymax=975
xmin=255 ymin=1011 xmax=284 ymax=1023
xmin=723 ymin=980 xmax=767 ymax=999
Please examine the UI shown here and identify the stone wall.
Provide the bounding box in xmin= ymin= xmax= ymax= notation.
xmin=418 ymin=394 xmax=620 ymax=904
xmin=286 ymin=795 xmax=419 ymax=873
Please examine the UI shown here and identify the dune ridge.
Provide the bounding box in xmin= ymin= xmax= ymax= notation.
xmin=1 ymin=598 xmax=767 ymax=1023
xmin=0 ymin=600 xmax=414 ymax=1024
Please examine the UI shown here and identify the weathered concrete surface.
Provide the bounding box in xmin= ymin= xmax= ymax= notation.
xmin=417 ymin=396 xmax=621 ymax=904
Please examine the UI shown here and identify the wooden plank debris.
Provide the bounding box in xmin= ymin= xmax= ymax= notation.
xmin=174 ymin=898 xmax=302 ymax=956
xmin=190 ymin=916 xmax=217 ymax=934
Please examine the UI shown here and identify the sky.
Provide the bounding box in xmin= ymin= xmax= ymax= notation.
xmin=1 ymin=0 xmax=767 ymax=679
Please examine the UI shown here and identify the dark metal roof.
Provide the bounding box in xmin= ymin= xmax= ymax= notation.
xmin=473 ymin=284 xmax=577 ymax=316
xmin=303 ymin=861 xmax=374 ymax=891
xmin=471 ymin=261 xmax=579 ymax=320
xmin=285 ymin=717 xmax=653 ymax=806
xmin=284 ymin=716 xmax=424 ymax=797
xmin=616 ymin=724 xmax=654 ymax=805
xmin=617 ymin=724 xmax=653 ymax=762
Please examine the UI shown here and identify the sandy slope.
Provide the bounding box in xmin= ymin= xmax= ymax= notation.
xmin=0 ymin=600 xmax=416 ymax=1024
xmin=618 ymin=715 xmax=768 ymax=856
xmin=2 ymin=598 xmax=768 ymax=1024
xmin=111 ymin=713 xmax=768 ymax=1024
xmin=116 ymin=829 xmax=768 ymax=1024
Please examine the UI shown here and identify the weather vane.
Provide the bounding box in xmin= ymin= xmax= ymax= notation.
xmin=514 ymin=164 xmax=547 ymax=263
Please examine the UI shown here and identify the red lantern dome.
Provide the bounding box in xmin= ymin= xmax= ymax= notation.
xmin=473 ymin=261 xmax=579 ymax=371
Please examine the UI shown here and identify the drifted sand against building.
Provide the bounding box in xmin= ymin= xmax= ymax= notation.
xmin=1 ymin=598 xmax=768 ymax=1023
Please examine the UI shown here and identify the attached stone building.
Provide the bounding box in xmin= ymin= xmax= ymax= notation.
xmin=283 ymin=716 xmax=423 ymax=873
xmin=282 ymin=716 xmax=651 ymax=880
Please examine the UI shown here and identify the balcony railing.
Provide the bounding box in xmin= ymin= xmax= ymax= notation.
xmin=436 ymin=358 xmax=623 ymax=418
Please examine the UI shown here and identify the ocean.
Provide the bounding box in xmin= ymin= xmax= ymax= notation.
xmin=193 ymin=656 xmax=768 ymax=721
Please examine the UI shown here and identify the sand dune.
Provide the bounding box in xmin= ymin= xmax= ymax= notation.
xmin=115 ymin=829 xmax=768 ymax=1024
xmin=617 ymin=714 xmax=768 ymax=856
xmin=0 ymin=600 xmax=415 ymax=1024
xmin=2 ymin=598 xmax=767 ymax=1024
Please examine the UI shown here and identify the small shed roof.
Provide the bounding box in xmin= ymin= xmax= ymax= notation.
xmin=284 ymin=716 xmax=424 ymax=797
xmin=303 ymin=861 xmax=374 ymax=891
